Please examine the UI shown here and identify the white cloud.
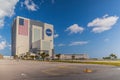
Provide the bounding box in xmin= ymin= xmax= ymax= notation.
xmin=51 ymin=0 xmax=55 ymax=4
xmin=69 ymin=41 xmax=88 ymax=46
xmin=39 ymin=0 xmax=44 ymax=6
xmin=58 ymin=43 xmax=65 ymax=47
xmin=0 ymin=41 xmax=7 ymax=50
xmin=65 ymin=24 xmax=84 ymax=34
xmin=54 ymin=34 xmax=59 ymax=38
xmin=8 ymin=44 xmax=11 ymax=49
xmin=0 ymin=19 xmax=4 ymax=27
xmin=104 ymin=38 xmax=109 ymax=42
xmin=21 ymin=2 xmax=24 ymax=7
xmin=0 ymin=0 xmax=18 ymax=28
xmin=23 ymin=0 xmax=38 ymax=11
xmin=0 ymin=35 xmax=2 ymax=39
xmin=0 ymin=35 xmax=11 ymax=50
xmin=103 ymin=14 xmax=109 ymax=18
xmin=88 ymin=14 xmax=119 ymax=33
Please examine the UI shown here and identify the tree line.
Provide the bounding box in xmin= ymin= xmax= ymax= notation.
xmin=103 ymin=53 xmax=117 ymax=60
xmin=14 ymin=52 xmax=49 ymax=61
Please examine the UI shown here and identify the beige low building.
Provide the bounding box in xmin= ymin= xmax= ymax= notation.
xmin=60 ymin=54 xmax=89 ymax=60
xmin=3 ymin=56 xmax=14 ymax=60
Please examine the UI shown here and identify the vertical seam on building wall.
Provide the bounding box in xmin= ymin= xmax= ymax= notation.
xmin=42 ymin=23 xmax=44 ymax=40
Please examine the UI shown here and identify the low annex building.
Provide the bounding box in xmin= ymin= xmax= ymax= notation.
xmin=12 ymin=16 xmax=54 ymax=59
xmin=59 ymin=54 xmax=89 ymax=60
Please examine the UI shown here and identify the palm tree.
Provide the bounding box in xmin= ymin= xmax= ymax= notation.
xmin=24 ymin=55 xmax=27 ymax=60
xmin=40 ymin=52 xmax=49 ymax=61
xmin=14 ymin=55 xmax=18 ymax=59
xmin=109 ymin=53 xmax=117 ymax=60
xmin=26 ymin=52 xmax=31 ymax=59
xmin=37 ymin=52 xmax=41 ymax=59
xmin=71 ymin=55 xmax=75 ymax=60
xmin=56 ymin=54 xmax=61 ymax=60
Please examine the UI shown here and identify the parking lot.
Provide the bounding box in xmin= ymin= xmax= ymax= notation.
xmin=0 ymin=60 xmax=120 ymax=80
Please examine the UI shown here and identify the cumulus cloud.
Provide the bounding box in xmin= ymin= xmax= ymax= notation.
xmin=0 ymin=0 xmax=18 ymax=28
xmin=104 ymin=38 xmax=109 ymax=42
xmin=65 ymin=24 xmax=84 ymax=34
xmin=0 ymin=35 xmax=2 ymax=39
xmin=88 ymin=14 xmax=119 ymax=33
xmin=0 ymin=35 xmax=11 ymax=50
xmin=23 ymin=0 xmax=38 ymax=11
xmin=8 ymin=44 xmax=11 ymax=49
xmin=58 ymin=43 xmax=65 ymax=47
xmin=0 ymin=41 xmax=7 ymax=50
xmin=69 ymin=41 xmax=88 ymax=46
xmin=54 ymin=34 xmax=59 ymax=38
xmin=0 ymin=20 xmax=4 ymax=27
xmin=51 ymin=0 xmax=55 ymax=4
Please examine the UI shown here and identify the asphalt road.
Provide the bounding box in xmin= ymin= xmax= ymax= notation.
xmin=0 ymin=60 xmax=120 ymax=80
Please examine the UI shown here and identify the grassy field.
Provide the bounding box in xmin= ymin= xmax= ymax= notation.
xmin=52 ymin=60 xmax=120 ymax=66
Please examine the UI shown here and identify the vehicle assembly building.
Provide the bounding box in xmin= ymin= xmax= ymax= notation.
xmin=12 ymin=16 xmax=54 ymax=58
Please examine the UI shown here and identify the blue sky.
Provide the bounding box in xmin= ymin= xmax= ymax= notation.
xmin=0 ymin=0 xmax=120 ymax=58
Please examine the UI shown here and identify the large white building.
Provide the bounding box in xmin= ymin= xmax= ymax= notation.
xmin=12 ymin=16 xmax=54 ymax=58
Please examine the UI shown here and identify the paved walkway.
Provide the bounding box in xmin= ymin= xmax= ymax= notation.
xmin=0 ymin=60 xmax=120 ymax=80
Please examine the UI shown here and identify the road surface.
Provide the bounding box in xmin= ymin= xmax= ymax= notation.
xmin=0 ymin=60 xmax=120 ymax=80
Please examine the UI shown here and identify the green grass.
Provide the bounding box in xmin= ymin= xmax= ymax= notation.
xmin=51 ymin=60 xmax=120 ymax=66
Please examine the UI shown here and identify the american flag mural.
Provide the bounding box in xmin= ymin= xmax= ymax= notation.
xmin=18 ymin=18 xmax=28 ymax=36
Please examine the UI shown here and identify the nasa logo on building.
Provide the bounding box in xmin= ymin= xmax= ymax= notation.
xmin=46 ymin=29 xmax=52 ymax=36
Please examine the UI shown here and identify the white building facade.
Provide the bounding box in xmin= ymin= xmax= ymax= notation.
xmin=12 ymin=16 xmax=54 ymax=58
xmin=60 ymin=54 xmax=89 ymax=60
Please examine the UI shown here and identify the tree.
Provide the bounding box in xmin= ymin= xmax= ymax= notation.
xmin=71 ymin=55 xmax=75 ymax=60
xmin=25 ymin=52 xmax=31 ymax=59
xmin=103 ymin=53 xmax=117 ymax=60
xmin=40 ymin=52 xmax=49 ymax=61
xmin=56 ymin=54 xmax=61 ymax=60
xmin=14 ymin=55 xmax=18 ymax=59
xmin=26 ymin=52 xmax=30 ymax=56
xmin=109 ymin=53 xmax=117 ymax=60
xmin=103 ymin=57 xmax=111 ymax=60
xmin=24 ymin=55 xmax=27 ymax=59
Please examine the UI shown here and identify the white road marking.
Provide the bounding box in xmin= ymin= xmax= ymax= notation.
xmin=21 ymin=73 xmax=27 ymax=76
xmin=117 ymin=68 xmax=120 ymax=70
